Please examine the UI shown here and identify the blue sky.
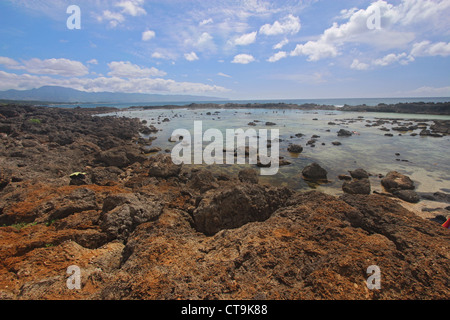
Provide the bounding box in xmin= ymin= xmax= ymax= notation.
xmin=0 ymin=0 xmax=449 ymax=99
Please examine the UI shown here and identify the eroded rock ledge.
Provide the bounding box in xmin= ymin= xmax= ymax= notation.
xmin=0 ymin=105 xmax=449 ymax=300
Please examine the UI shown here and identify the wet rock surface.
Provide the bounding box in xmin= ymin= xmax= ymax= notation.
xmin=0 ymin=105 xmax=449 ymax=300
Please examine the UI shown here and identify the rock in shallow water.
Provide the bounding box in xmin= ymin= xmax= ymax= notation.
xmin=302 ymin=163 xmax=328 ymax=181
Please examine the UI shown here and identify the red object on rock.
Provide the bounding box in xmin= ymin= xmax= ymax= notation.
xmin=443 ymin=218 xmax=450 ymax=229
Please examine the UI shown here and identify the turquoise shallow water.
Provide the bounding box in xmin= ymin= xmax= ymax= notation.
xmin=101 ymin=108 xmax=450 ymax=195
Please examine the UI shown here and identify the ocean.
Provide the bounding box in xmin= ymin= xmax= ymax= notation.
xmin=98 ymin=106 xmax=450 ymax=197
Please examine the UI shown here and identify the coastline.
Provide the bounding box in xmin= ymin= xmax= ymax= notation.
xmin=0 ymin=103 xmax=449 ymax=300
xmin=124 ymin=101 xmax=450 ymax=116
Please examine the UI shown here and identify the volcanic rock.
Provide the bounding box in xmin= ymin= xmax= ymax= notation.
xmin=302 ymin=163 xmax=328 ymax=181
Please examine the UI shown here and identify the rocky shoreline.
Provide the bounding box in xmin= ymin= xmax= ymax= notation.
xmin=128 ymin=101 xmax=450 ymax=115
xmin=0 ymin=104 xmax=449 ymax=300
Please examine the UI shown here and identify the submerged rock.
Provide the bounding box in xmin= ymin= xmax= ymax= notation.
xmin=287 ymin=144 xmax=303 ymax=153
xmin=337 ymin=129 xmax=353 ymax=137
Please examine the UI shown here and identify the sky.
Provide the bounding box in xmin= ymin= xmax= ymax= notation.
xmin=0 ymin=0 xmax=449 ymax=100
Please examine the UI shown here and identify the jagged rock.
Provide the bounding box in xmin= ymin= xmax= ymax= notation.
xmin=342 ymin=179 xmax=371 ymax=195
xmin=193 ymin=184 xmax=292 ymax=236
xmin=187 ymin=170 xmax=219 ymax=192
xmin=96 ymin=145 xmax=146 ymax=168
xmin=381 ymin=171 xmax=415 ymax=192
xmin=394 ymin=190 xmax=420 ymax=203
xmin=302 ymin=163 xmax=328 ymax=181
xmin=147 ymin=154 xmax=182 ymax=178
xmin=89 ymin=166 xmax=122 ymax=186
xmin=349 ymin=168 xmax=369 ymax=180
xmin=100 ymin=193 xmax=163 ymax=241
xmin=238 ymin=168 xmax=259 ymax=184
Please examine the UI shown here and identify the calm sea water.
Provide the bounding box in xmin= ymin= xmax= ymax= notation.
xmin=100 ymin=107 xmax=450 ymax=196
xmin=53 ymin=97 xmax=450 ymax=109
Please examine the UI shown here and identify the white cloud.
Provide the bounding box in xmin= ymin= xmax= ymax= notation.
xmin=107 ymin=61 xmax=166 ymax=78
xmin=217 ymin=72 xmax=232 ymax=78
xmin=273 ymin=38 xmax=289 ymax=50
xmin=232 ymin=54 xmax=255 ymax=64
xmin=233 ymin=31 xmax=257 ymax=46
xmin=0 ymin=57 xmax=21 ymax=68
xmin=115 ymin=0 xmax=146 ymax=17
xmin=0 ymin=70 xmax=229 ymax=94
xmin=199 ymin=18 xmax=213 ymax=26
xmin=97 ymin=10 xmax=125 ymax=28
xmin=267 ymin=51 xmax=287 ymax=63
xmin=184 ymin=52 xmax=199 ymax=61
xmin=25 ymin=58 xmax=89 ymax=77
xmin=142 ymin=30 xmax=156 ymax=41
xmin=290 ymin=41 xmax=338 ymax=61
xmin=401 ymin=85 xmax=450 ymax=97
xmin=197 ymin=32 xmax=213 ymax=46
xmin=259 ymin=14 xmax=301 ymax=36
xmin=288 ymin=0 xmax=450 ymax=62
xmin=411 ymin=41 xmax=450 ymax=57
xmin=350 ymin=59 xmax=369 ymax=70
xmin=87 ymin=59 xmax=98 ymax=65
xmin=151 ymin=52 xmax=164 ymax=59
xmin=372 ymin=52 xmax=414 ymax=66
xmin=97 ymin=0 xmax=146 ymax=28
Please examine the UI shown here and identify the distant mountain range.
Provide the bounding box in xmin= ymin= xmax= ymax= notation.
xmin=0 ymin=86 xmax=226 ymax=104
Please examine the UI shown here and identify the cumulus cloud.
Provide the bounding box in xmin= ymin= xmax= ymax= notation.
xmin=411 ymin=41 xmax=450 ymax=57
xmin=289 ymin=0 xmax=450 ymax=62
xmin=290 ymin=41 xmax=338 ymax=61
xmin=107 ymin=61 xmax=166 ymax=78
xmin=232 ymin=54 xmax=255 ymax=64
xmin=259 ymin=14 xmax=301 ymax=36
xmin=97 ymin=10 xmax=125 ymax=28
xmin=0 ymin=57 xmax=89 ymax=77
xmin=273 ymin=38 xmax=289 ymax=50
xmin=184 ymin=52 xmax=199 ymax=61
xmin=372 ymin=52 xmax=414 ymax=66
xmin=267 ymin=51 xmax=287 ymax=63
xmin=0 ymin=70 xmax=229 ymax=94
xmin=350 ymin=59 xmax=370 ymax=70
xmin=0 ymin=57 xmax=22 ymax=68
xmin=116 ymin=0 xmax=146 ymax=17
xmin=142 ymin=30 xmax=156 ymax=41
xmin=98 ymin=0 xmax=146 ymax=28
xmin=233 ymin=31 xmax=257 ymax=46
